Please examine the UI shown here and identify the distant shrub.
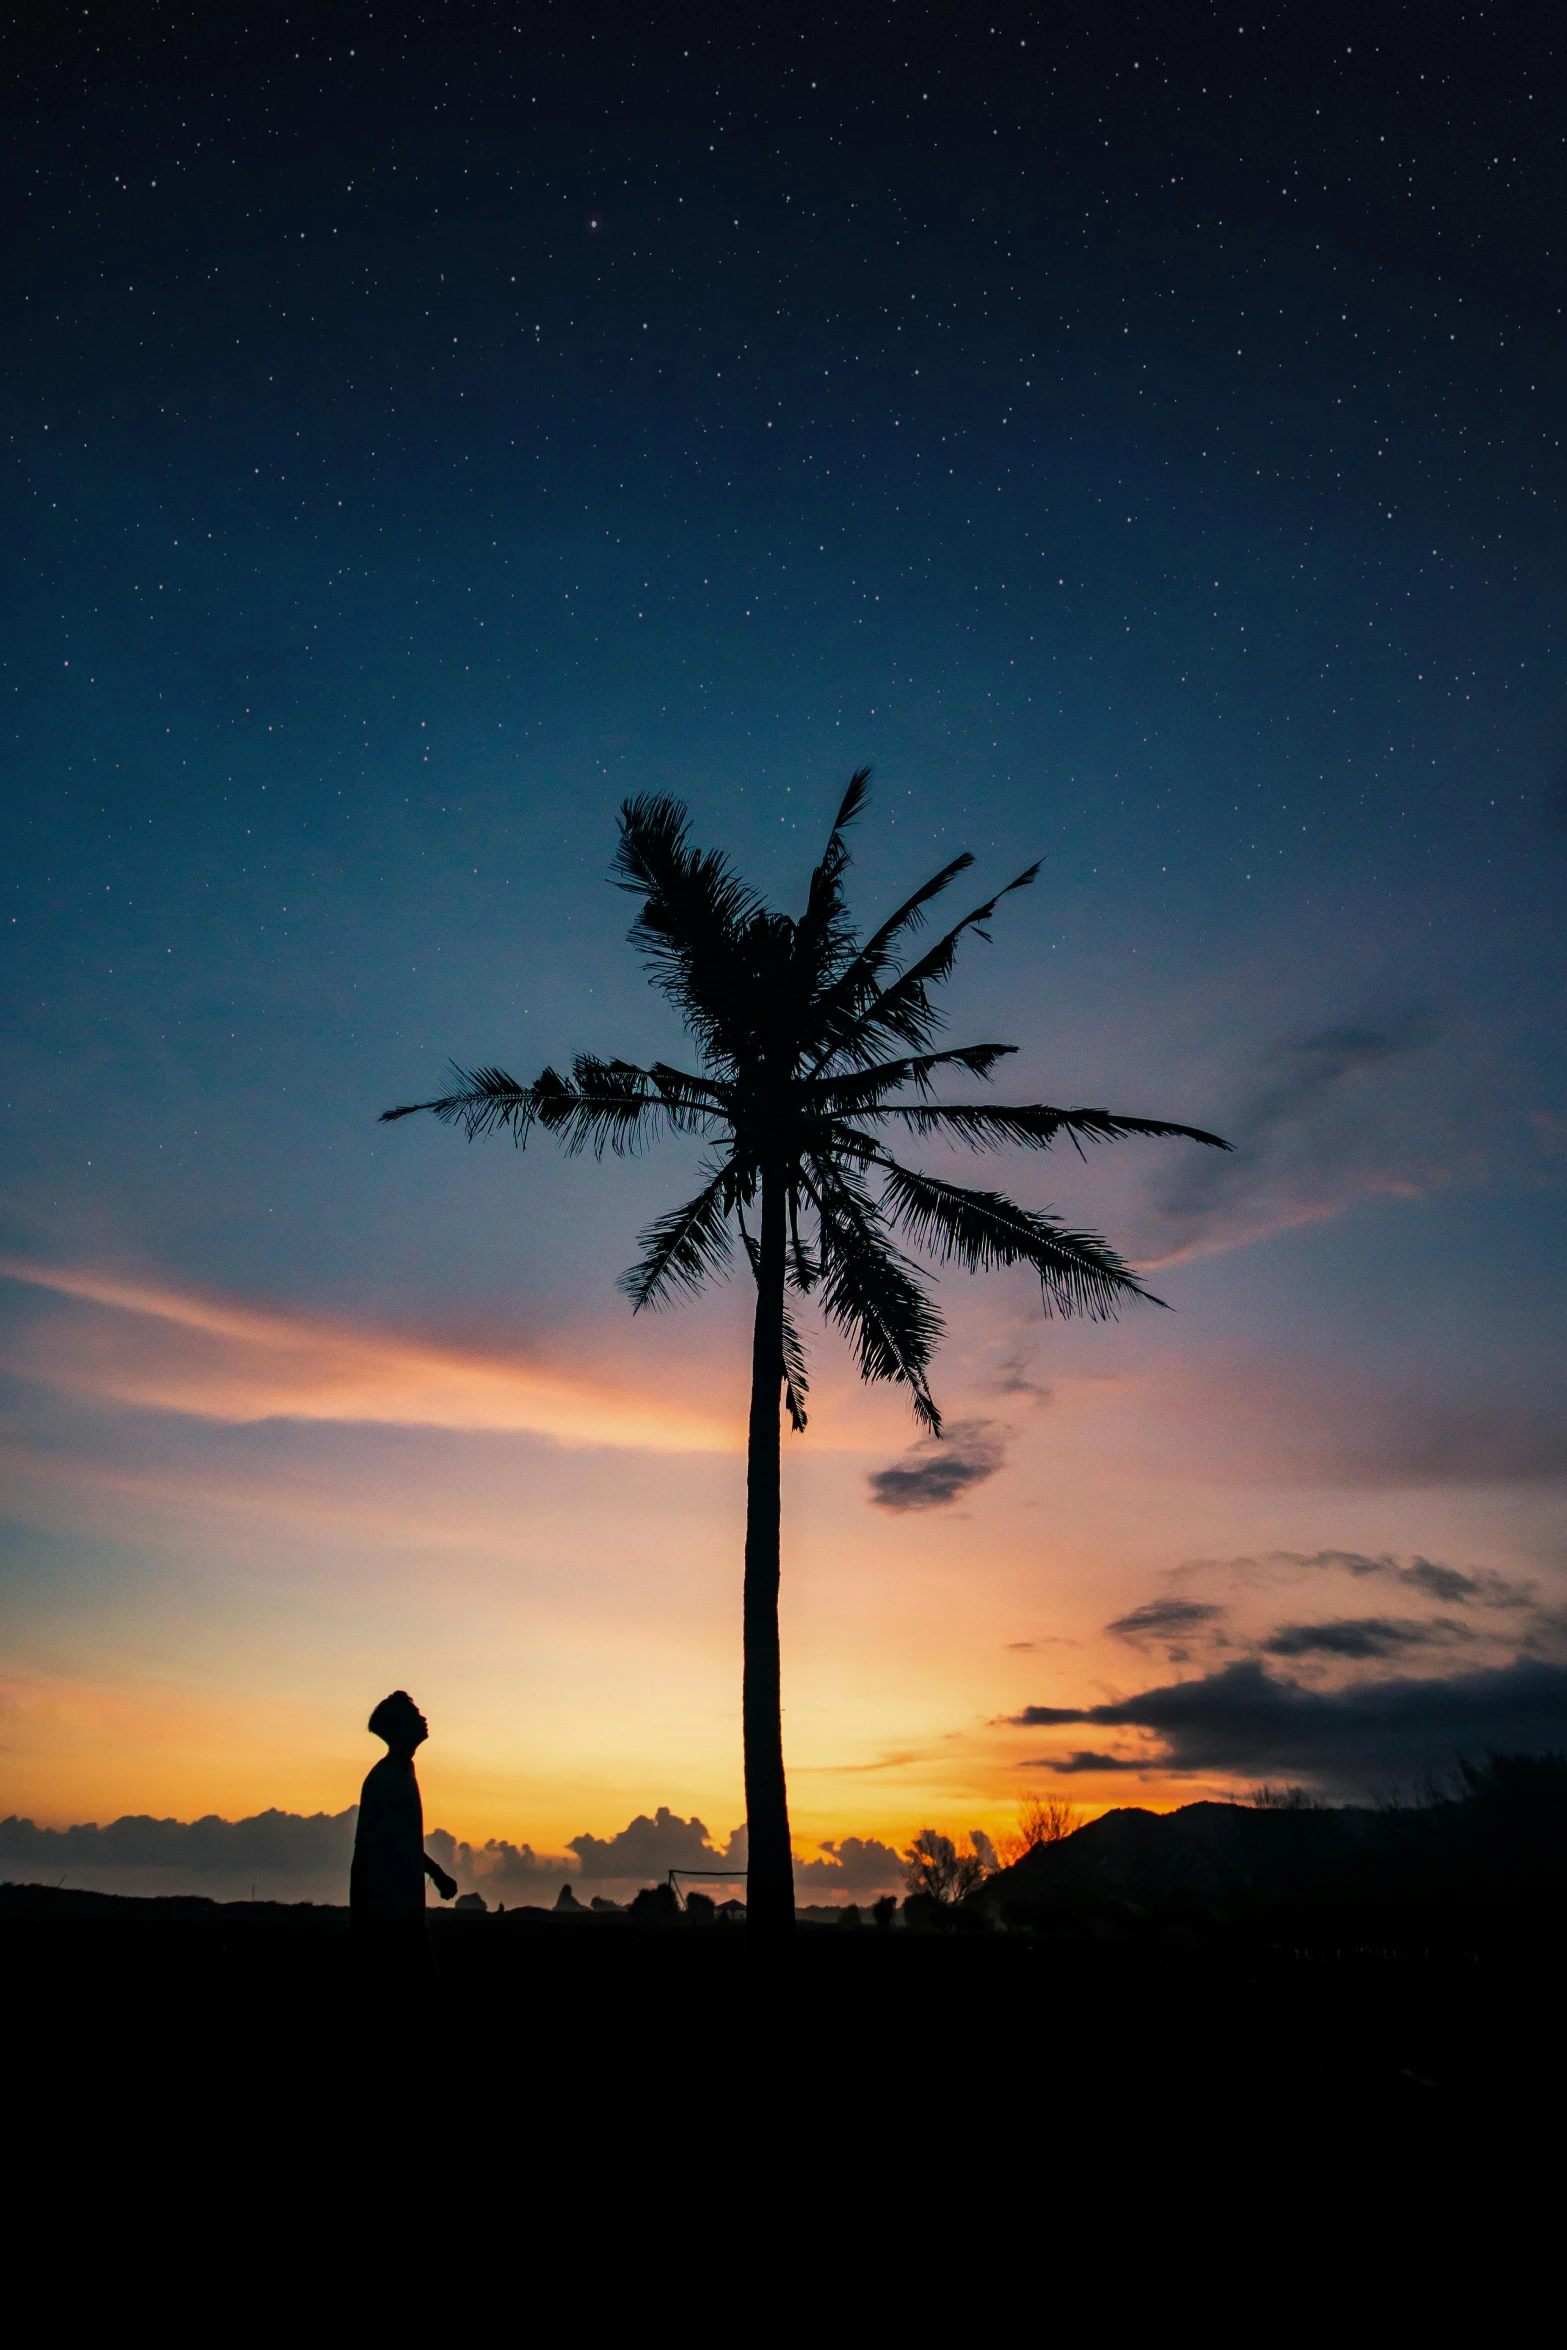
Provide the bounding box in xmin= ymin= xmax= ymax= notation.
xmin=901 ymin=1891 xmax=943 ymax=1933
xmin=1459 ymin=1751 xmax=1567 ymax=1819
xmin=998 ymin=1792 xmax=1083 ymax=1864
xmin=871 ymin=1894 xmax=897 ymax=1932
xmin=901 ymin=1827 xmax=994 ymax=1905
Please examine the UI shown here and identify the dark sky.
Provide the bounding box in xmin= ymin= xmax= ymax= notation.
xmin=4 ymin=2 xmax=1565 ymax=1843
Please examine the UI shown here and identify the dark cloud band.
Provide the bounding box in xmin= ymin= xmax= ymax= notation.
xmin=1009 ymin=1657 xmax=1567 ymax=1795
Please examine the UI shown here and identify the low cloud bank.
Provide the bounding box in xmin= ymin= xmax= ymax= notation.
xmin=424 ymin=1830 xmax=564 ymax=1898
xmin=1011 ymin=1657 xmax=1567 ymax=1798
xmin=795 ymin=1835 xmax=904 ymax=1894
xmin=568 ymin=1807 xmax=747 ymax=1882
xmin=1 ymin=1803 xmax=895 ymax=1906
xmin=0 ymin=1806 xmax=359 ymax=1903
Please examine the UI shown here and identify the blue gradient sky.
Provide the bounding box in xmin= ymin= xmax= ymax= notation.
xmin=4 ymin=4 xmax=1564 ymax=1861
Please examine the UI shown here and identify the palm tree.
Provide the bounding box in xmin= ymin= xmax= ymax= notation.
xmin=382 ymin=773 xmax=1229 ymax=1944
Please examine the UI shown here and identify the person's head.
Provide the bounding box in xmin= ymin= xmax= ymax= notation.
xmin=368 ymin=1690 xmax=428 ymax=1759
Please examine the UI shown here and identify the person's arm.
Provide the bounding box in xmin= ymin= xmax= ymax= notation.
xmin=424 ymin=1851 xmax=458 ymax=1900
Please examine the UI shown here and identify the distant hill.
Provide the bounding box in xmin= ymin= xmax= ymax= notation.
xmin=976 ymin=1756 xmax=1567 ymax=1948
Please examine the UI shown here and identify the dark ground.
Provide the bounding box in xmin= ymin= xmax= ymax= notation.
xmin=8 ymin=1883 xmax=1560 ymax=2253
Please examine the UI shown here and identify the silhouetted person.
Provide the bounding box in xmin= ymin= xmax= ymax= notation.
xmin=350 ymin=1691 xmax=456 ymax=1982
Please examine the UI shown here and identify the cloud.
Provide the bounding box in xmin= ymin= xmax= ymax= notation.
xmin=0 ymin=1805 xmax=576 ymax=1908
xmin=989 ymin=1353 xmax=1053 ymax=1405
xmin=868 ymin=1419 xmax=1005 ymax=1512
xmin=794 ymin=1835 xmax=905 ymax=1895
xmin=0 ymin=1804 xmax=920 ymax=1910
xmin=1027 ymin=1750 xmax=1148 ymax=1776
xmin=425 ymin=1831 xmax=570 ymax=1897
xmin=1007 ymin=1657 xmax=1567 ymax=1796
xmin=1138 ymin=1015 xmax=1453 ymax=1266
xmin=1400 ymin=1558 xmax=1536 ymax=1609
xmin=0 ymin=1260 xmax=735 ymax=1453
xmin=567 ymin=1807 xmax=746 ymax=1882
xmin=0 ymin=1805 xmax=358 ymax=1901
xmin=1106 ymin=1599 xmax=1224 ymax=1649
xmin=1261 ymin=1616 xmax=1475 ymax=1661
xmin=1173 ymin=1549 xmax=1539 ymax=1612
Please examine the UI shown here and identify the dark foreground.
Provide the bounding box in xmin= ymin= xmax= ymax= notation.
xmin=9 ymin=1882 xmax=1560 ymax=2247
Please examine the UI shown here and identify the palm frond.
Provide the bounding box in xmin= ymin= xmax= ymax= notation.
xmin=378 ymin=1063 xmax=545 ymax=1141
xmin=521 ymin=1055 xmax=709 ymax=1157
xmin=619 ymin=1162 xmax=737 ymax=1311
xmin=791 ymin=768 xmax=872 ymax=1001
xmin=810 ymin=851 xmax=977 ymax=1045
xmin=780 ymin=1299 xmax=811 ymax=1433
xmin=812 ymin=1163 xmax=944 ymax=1430
xmin=646 ymin=1061 xmax=735 ymax=1113
xmin=819 ymin=864 xmax=1041 ymax=1066
xmin=864 ymin=1102 xmax=1234 ymax=1154
xmin=876 ymin=1160 xmax=1158 ymax=1319
xmin=786 ymin=1183 xmax=820 ymax=1293
xmin=809 ymin=1043 xmax=1017 ymax=1113
xmin=613 ymin=796 xmax=761 ymax=1065
xmin=380 ymin=1057 xmax=733 ymax=1154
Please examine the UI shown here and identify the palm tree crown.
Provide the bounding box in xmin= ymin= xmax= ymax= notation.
xmin=383 ymin=770 xmax=1229 ymax=1433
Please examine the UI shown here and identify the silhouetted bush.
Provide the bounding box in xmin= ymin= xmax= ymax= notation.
xmin=998 ymin=1792 xmax=1083 ymax=1864
xmin=683 ymin=1890 xmax=716 ymax=1923
xmin=871 ymin=1895 xmax=897 ymax=1932
xmin=1459 ymin=1749 xmax=1567 ymax=1826
xmin=839 ymin=1903 xmax=861 ymax=1929
xmin=902 ymin=1827 xmax=991 ymax=1905
xmin=901 ymin=1891 xmax=943 ymax=1933
xmin=628 ymin=1882 xmax=680 ymax=1925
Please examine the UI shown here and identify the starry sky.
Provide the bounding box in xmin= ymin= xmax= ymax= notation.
xmin=4 ymin=2 xmax=1565 ymax=1883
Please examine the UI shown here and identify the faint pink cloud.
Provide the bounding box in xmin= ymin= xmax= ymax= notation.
xmin=0 ymin=1259 xmax=738 ymax=1453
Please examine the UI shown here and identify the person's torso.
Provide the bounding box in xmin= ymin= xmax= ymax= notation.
xmin=350 ymin=1757 xmax=426 ymax=1921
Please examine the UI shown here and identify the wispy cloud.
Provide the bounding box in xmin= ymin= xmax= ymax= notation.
xmin=0 ymin=1260 xmax=737 ymax=1452
xmin=1137 ymin=1015 xmax=1457 ymax=1266
xmin=1169 ymin=1548 xmax=1539 ymax=1611
xmin=1105 ymin=1598 xmax=1225 ymax=1650
xmin=868 ymin=1418 xmax=1005 ymax=1512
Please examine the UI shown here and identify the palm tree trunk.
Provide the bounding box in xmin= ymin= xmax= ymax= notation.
xmin=743 ymin=1165 xmax=794 ymax=1945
